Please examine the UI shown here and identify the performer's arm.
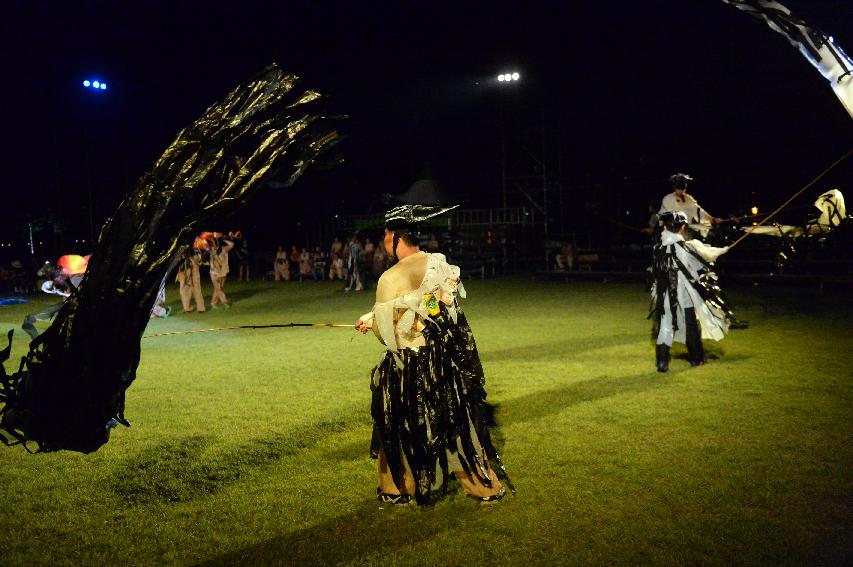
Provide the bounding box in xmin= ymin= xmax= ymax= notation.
xmin=685 ymin=239 xmax=729 ymax=263
xmin=356 ymin=273 xmax=395 ymax=337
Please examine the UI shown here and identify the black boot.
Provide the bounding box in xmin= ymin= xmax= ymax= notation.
xmin=684 ymin=308 xmax=706 ymax=366
xmin=656 ymin=344 xmax=670 ymax=372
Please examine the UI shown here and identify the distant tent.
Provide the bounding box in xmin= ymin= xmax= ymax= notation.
xmin=385 ymin=178 xmax=452 ymax=207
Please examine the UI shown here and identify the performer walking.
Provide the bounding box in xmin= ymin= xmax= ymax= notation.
xmin=355 ymin=204 xmax=513 ymax=506
xmin=650 ymin=211 xmax=733 ymax=372
xmin=176 ymin=247 xmax=206 ymax=313
xmin=209 ymin=235 xmax=234 ymax=307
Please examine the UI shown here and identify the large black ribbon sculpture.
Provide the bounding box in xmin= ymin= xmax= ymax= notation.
xmin=0 ymin=65 xmax=341 ymax=453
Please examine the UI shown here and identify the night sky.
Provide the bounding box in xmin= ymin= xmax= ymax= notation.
xmin=3 ymin=1 xmax=851 ymax=250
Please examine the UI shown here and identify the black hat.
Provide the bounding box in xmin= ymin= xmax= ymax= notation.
xmin=383 ymin=204 xmax=459 ymax=261
xmin=384 ymin=204 xmax=459 ymax=230
xmin=669 ymin=173 xmax=693 ymax=189
xmin=658 ymin=211 xmax=689 ymax=230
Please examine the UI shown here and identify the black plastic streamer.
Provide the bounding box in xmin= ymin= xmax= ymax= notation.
xmin=0 ymin=65 xmax=341 ymax=453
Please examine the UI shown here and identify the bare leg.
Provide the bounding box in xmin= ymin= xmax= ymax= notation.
xmin=454 ymin=464 xmax=503 ymax=498
xmin=377 ymin=448 xmax=415 ymax=495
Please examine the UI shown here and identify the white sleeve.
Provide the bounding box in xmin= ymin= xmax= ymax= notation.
xmin=684 ymin=239 xmax=728 ymax=264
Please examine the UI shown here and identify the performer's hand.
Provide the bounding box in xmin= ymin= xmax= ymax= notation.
xmin=355 ymin=312 xmax=374 ymax=334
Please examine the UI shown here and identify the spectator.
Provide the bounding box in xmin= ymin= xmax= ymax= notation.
xmin=313 ymin=246 xmax=327 ymax=280
xmin=344 ymin=234 xmax=364 ymax=292
xmin=273 ymin=245 xmax=290 ymax=282
xmin=330 ymin=237 xmax=343 ymax=259
xmin=299 ymin=247 xmax=313 ymax=280
xmin=329 ymin=252 xmax=345 ymax=280
xmin=555 ymin=242 xmax=574 ymax=271
xmin=235 ymin=236 xmax=251 ymax=282
xmin=372 ymin=243 xmax=388 ymax=276
xmin=289 ymin=245 xmax=300 ymax=278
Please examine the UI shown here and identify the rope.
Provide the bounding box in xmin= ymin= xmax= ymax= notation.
xmin=727 ymin=148 xmax=852 ymax=251
xmin=143 ymin=323 xmax=355 ymax=339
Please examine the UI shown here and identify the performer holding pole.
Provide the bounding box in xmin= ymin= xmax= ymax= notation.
xmin=176 ymin=246 xmax=206 ymax=313
xmin=659 ymin=173 xmax=723 ymax=239
xmin=355 ymin=204 xmax=513 ymax=506
xmin=651 ymin=211 xmax=734 ymax=372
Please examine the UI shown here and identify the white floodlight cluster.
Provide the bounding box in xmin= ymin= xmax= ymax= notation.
xmin=497 ymin=72 xmax=520 ymax=82
xmin=82 ymin=79 xmax=108 ymax=90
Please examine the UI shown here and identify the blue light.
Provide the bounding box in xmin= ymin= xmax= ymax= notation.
xmin=100 ymin=83 xmax=107 ymax=90
xmin=83 ymin=80 xmax=91 ymax=87
xmin=92 ymin=81 xmax=100 ymax=88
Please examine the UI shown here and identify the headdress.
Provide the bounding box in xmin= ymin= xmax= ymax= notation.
xmin=383 ymin=204 xmax=459 ymax=260
xmin=658 ymin=211 xmax=689 ymax=231
xmin=384 ymin=204 xmax=459 ymax=230
xmin=669 ymin=173 xmax=693 ymax=189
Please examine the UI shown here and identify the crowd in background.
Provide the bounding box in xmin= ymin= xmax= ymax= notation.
xmin=273 ymin=234 xmax=390 ymax=289
xmin=0 ymin=231 xmax=408 ymax=300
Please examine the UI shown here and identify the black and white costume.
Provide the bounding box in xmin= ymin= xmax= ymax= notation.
xmin=650 ymin=213 xmax=733 ymax=371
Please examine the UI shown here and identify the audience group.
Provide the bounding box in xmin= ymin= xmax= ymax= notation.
xmin=273 ymin=234 xmax=389 ymax=289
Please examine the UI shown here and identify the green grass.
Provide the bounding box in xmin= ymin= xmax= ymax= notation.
xmin=0 ymin=277 xmax=851 ymax=566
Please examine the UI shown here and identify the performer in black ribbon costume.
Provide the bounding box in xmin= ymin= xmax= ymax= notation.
xmin=355 ymin=205 xmax=513 ymax=505
xmin=0 ymin=65 xmax=340 ymax=453
xmin=650 ymin=211 xmax=735 ymax=372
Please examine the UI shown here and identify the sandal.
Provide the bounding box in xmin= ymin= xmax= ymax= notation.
xmin=376 ymin=487 xmax=413 ymax=507
xmin=468 ymin=486 xmax=506 ymax=505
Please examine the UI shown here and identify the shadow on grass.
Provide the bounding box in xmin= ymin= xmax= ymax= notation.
xmin=200 ymin=498 xmax=480 ymax=566
xmin=112 ymin=413 xmax=371 ymax=505
xmin=325 ymin=370 xmax=667 ymax=465
xmin=481 ymin=333 xmax=639 ymax=362
xmin=491 ymin=371 xmax=670 ymax=428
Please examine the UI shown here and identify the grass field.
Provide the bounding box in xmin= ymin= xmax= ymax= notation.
xmin=0 ymin=277 xmax=851 ymax=566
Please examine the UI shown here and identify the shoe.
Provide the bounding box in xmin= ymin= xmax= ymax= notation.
xmin=656 ymin=344 xmax=670 ymax=373
xmin=222 ymin=302 xmax=230 ymax=309
xmin=468 ymin=486 xmax=506 ymax=505
xmin=163 ymin=307 xmax=172 ymax=318
xmin=376 ymin=487 xmax=413 ymax=507
xmin=689 ymin=357 xmax=706 ymax=367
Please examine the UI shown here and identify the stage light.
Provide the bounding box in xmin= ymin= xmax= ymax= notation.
xmin=511 ymin=72 xmax=519 ymax=80
xmin=83 ymin=80 xmax=91 ymax=87
xmin=92 ymin=81 xmax=100 ymax=88
xmin=751 ymin=206 xmax=759 ymax=215
xmin=100 ymin=83 xmax=107 ymax=90
xmin=498 ymin=74 xmax=506 ymax=81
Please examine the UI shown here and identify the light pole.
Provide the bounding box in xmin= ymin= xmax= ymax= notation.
xmin=497 ymin=72 xmax=520 ymax=209
xmin=80 ymin=77 xmax=108 ymax=244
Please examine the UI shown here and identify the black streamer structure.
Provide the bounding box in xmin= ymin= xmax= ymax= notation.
xmin=0 ymin=65 xmax=341 ymax=453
